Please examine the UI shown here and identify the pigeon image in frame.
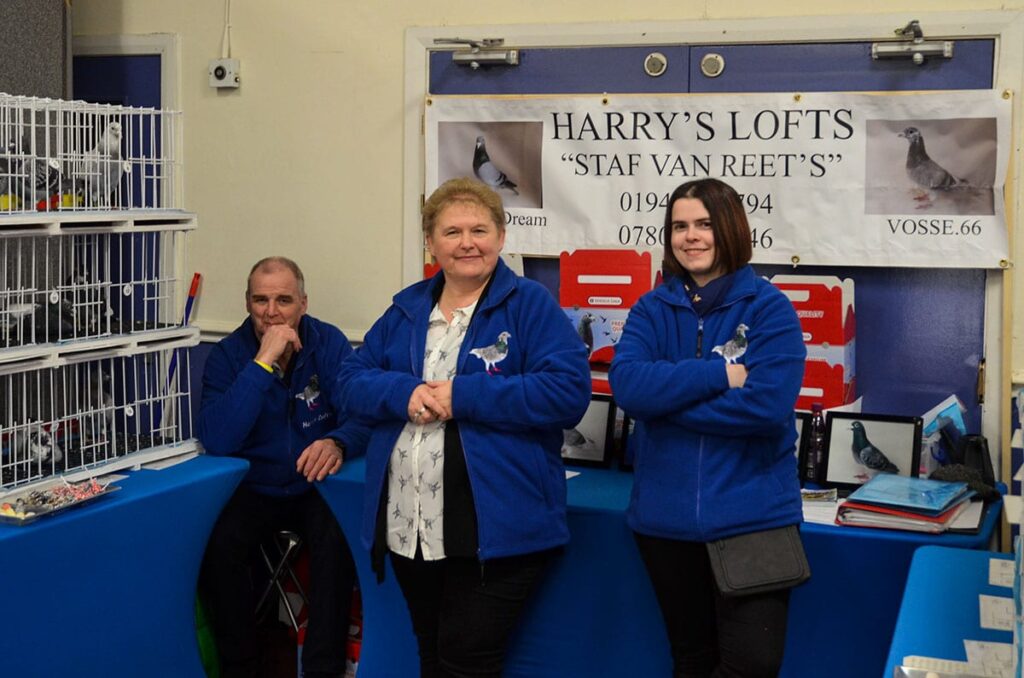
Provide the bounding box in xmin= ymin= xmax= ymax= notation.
xmin=822 ymin=411 xmax=922 ymax=492
xmin=473 ymin=136 xmax=519 ymax=195
xmin=864 ymin=118 xmax=996 ymax=216
xmin=435 ymin=121 xmax=544 ymax=209
xmin=561 ymin=394 xmax=615 ymax=467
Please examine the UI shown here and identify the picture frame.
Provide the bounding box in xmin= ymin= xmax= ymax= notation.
xmin=822 ymin=411 xmax=923 ymax=492
xmin=793 ymin=411 xmax=811 ymax=483
xmin=562 ymin=394 xmax=615 ymax=468
xmin=618 ymin=411 xmax=636 ymax=472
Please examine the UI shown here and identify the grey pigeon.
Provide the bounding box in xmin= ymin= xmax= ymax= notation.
xmin=850 ymin=420 xmax=899 ymax=478
xmin=561 ymin=427 xmax=598 ymax=459
xmin=82 ymin=121 xmax=127 ymax=208
xmin=472 ymin=136 xmax=519 ymax=195
xmin=898 ymin=127 xmax=967 ymax=201
xmin=469 ymin=331 xmax=510 ymax=374
xmin=712 ymin=323 xmax=748 ymax=364
xmin=577 ymin=313 xmax=596 ymax=356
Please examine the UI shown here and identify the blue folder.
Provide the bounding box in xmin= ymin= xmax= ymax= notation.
xmin=846 ymin=474 xmax=971 ymax=516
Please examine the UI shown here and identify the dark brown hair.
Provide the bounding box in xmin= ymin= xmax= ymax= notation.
xmin=662 ymin=178 xmax=752 ymax=279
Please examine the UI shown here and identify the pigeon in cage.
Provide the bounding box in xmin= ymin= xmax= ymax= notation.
xmin=0 ymin=302 xmax=38 ymax=345
xmin=0 ymin=139 xmax=16 ymax=196
xmin=3 ymin=154 xmax=63 ymax=207
xmin=35 ymin=294 xmax=76 ymax=341
xmin=81 ymin=121 xmax=127 ymax=208
xmin=83 ymin=369 xmax=116 ymax=446
xmin=14 ymin=428 xmax=64 ymax=466
xmin=64 ymin=269 xmax=114 ymax=336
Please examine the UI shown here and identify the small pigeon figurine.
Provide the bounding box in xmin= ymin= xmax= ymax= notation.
xmin=712 ymin=323 xmax=748 ymax=364
xmin=470 ymin=331 xmax=510 ymax=375
xmin=472 ymin=136 xmax=519 ymax=195
xmin=577 ymin=313 xmax=596 ymax=357
xmin=850 ymin=420 xmax=899 ymax=480
xmin=898 ymin=126 xmax=967 ymax=205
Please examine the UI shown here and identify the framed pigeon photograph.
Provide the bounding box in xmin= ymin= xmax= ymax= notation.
xmin=821 ymin=411 xmax=923 ymax=493
xmin=562 ymin=394 xmax=615 ymax=468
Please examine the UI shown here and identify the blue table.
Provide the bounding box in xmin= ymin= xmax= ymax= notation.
xmin=320 ymin=459 xmax=1001 ymax=678
xmin=885 ymin=546 xmax=1012 ymax=677
xmin=0 ymin=454 xmax=247 ymax=678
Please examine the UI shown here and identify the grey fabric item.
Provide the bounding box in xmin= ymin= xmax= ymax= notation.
xmin=706 ymin=525 xmax=810 ymax=597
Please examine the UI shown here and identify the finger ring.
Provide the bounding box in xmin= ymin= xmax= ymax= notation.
xmin=416 ymin=406 xmax=426 ymax=415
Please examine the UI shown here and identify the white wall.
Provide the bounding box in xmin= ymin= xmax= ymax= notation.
xmin=72 ymin=1 xmax=1024 ymax=347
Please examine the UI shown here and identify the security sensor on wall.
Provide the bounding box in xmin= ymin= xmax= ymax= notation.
xmin=209 ymin=58 xmax=240 ymax=89
xmin=210 ymin=0 xmax=239 ymax=89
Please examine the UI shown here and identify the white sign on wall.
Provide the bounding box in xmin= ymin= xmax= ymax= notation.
xmin=425 ymin=90 xmax=1010 ymax=268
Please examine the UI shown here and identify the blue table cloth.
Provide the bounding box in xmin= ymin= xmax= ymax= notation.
xmin=885 ymin=546 xmax=1012 ymax=678
xmin=320 ymin=459 xmax=1000 ymax=678
xmin=0 ymin=454 xmax=247 ymax=678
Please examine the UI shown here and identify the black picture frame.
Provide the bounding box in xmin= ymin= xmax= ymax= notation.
xmin=822 ymin=411 xmax=923 ymax=492
xmin=562 ymin=394 xmax=615 ymax=468
xmin=618 ymin=411 xmax=635 ymax=472
xmin=793 ymin=411 xmax=811 ymax=483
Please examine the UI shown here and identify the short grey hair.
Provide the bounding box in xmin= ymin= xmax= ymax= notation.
xmin=246 ymin=256 xmax=306 ymax=297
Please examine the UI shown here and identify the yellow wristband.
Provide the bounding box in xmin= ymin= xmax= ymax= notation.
xmin=254 ymin=359 xmax=273 ymax=373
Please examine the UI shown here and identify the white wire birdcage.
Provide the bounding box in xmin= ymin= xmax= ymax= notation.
xmin=0 ymin=92 xmax=182 ymax=214
xmin=0 ymin=227 xmax=191 ymax=356
xmin=0 ymin=342 xmax=197 ymax=491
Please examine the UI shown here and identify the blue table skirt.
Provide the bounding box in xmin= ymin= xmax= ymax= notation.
xmin=885 ymin=546 xmax=1013 ymax=678
xmin=0 ymin=454 xmax=247 ymax=678
xmin=320 ymin=459 xmax=1000 ymax=678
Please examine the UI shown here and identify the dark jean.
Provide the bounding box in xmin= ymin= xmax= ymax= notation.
xmin=389 ymin=548 xmax=556 ymax=678
xmin=634 ymin=532 xmax=791 ymax=678
xmin=200 ymin=485 xmax=356 ymax=678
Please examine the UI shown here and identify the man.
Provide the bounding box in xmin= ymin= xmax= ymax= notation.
xmin=198 ymin=256 xmax=365 ymax=678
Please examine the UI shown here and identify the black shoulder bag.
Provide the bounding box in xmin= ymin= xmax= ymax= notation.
xmin=706 ymin=525 xmax=810 ymax=597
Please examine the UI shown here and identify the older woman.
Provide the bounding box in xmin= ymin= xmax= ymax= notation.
xmin=610 ymin=178 xmax=807 ymax=677
xmin=338 ymin=177 xmax=590 ymax=677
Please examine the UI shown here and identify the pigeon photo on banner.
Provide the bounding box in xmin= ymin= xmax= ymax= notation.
xmin=864 ymin=117 xmax=997 ymax=216
xmin=436 ymin=121 xmax=543 ymax=209
xmin=821 ymin=411 xmax=923 ymax=488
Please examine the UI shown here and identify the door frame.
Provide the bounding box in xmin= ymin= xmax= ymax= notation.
xmin=404 ymin=11 xmax=1024 ymax=504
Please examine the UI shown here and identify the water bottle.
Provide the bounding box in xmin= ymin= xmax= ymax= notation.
xmin=806 ymin=403 xmax=826 ymax=483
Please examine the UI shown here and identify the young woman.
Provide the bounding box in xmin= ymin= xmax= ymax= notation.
xmin=610 ymin=178 xmax=807 ymax=677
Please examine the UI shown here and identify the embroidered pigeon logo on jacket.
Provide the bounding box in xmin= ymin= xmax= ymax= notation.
xmin=295 ymin=374 xmax=321 ymax=410
xmin=712 ymin=323 xmax=748 ymax=364
xmin=470 ymin=331 xmax=511 ymax=375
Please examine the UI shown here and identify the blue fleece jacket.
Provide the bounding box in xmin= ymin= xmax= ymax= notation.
xmin=197 ymin=315 xmax=368 ymax=496
xmin=338 ymin=259 xmax=591 ymax=560
xmin=609 ymin=266 xmax=806 ymax=542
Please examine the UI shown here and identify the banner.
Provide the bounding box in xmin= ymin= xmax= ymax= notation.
xmin=425 ymin=91 xmax=1011 ymax=268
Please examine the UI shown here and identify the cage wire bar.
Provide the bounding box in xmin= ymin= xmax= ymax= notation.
xmin=0 ymin=93 xmax=182 ymax=214
xmin=0 ymin=344 xmax=196 ymax=491
xmin=0 ymin=228 xmax=188 ymax=354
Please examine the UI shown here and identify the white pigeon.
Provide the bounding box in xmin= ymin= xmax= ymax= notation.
xmin=17 ymin=428 xmax=63 ymax=466
xmin=472 ymin=136 xmax=519 ymax=195
xmin=469 ymin=331 xmax=511 ymax=375
xmin=712 ymin=323 xmax=749 ymax=364
xmin=82 ymin=121 xmax=128 ymax=208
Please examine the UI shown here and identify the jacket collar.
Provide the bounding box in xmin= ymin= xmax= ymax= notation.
xmin=393 ymin=257 xmax=517 ymax=320
xmin=653 ymin=264 xmax=757 ymax=309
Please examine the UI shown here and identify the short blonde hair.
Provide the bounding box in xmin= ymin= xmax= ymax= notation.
xmin=422 ymin=178 xmax=505 ymax=236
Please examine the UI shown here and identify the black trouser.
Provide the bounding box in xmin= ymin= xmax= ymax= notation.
xmin=200 ymin=485 xmax=356 ymax=678
xmin=634 ymin=533 xmax=791 ymax=678
xmin=389 ymin=548 xmax=555 ymax=678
